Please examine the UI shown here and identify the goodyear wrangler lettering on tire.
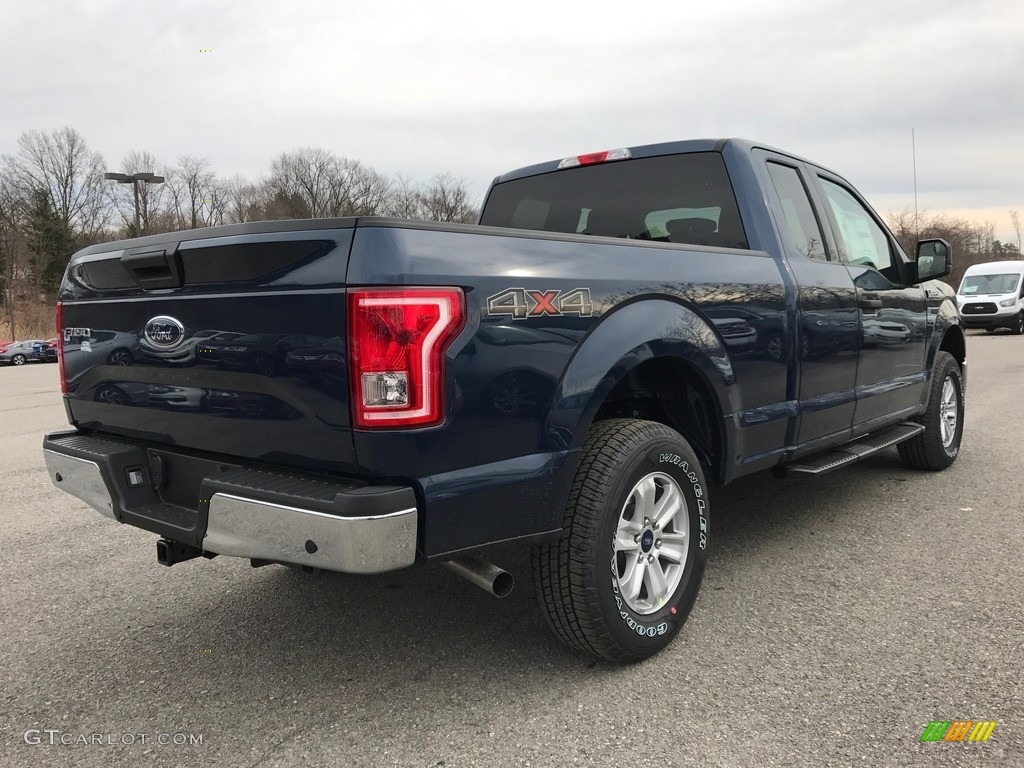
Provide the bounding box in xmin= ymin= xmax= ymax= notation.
xmin=532 ymin=418 xmax=710 ymax=663
xmin=612 ymin=579 xmax=671 ymax=635
xmin=658 ymin=453 xmax=689 ymax=471
xmin=658 ymin=452 xmax=708 ymax=551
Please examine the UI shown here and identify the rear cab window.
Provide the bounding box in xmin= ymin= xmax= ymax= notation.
xmin=480 ymin=152 xmax=748 ymax=250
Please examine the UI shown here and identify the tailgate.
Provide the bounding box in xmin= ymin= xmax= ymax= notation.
xmin=58 ymin=223 xmax=358 ymax=474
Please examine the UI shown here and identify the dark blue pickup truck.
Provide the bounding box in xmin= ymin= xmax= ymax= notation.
xmin=43 ymin=139 xmax=965 ymax=662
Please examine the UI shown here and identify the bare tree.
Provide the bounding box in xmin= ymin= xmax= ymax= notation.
xmin=416 ymin=173 xmax=478 ymax=223
xmin=1009 ymin=210 xmax=1021 ymax=254
xmin=341 ymin=159 xmax=392 ymax=216
xmin=885 ymin=207 xmax=1005 ymax=289
xmin=385 ymin=174 xmax=428 ymax=219
xmin=267 ymin=148 xmax=395 ymax=219
xmin=221 ymin=174 xmax=265 ymax=224
xmin=267 ymin=148 xmax=337 ymax=218
xmin=0 ymin=177 xmax=24 ymax=338
xmin=0 ymin=127 xmax=107 ymax=294
xmin=2 ymin=126 xmax=108 ymax=241
xmin=166 ymin=156 xmax=225 ymax=229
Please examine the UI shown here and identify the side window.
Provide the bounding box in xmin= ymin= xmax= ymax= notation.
xmin=766 ymin=163 xmax=828 ymax=260
xmin=820 ymin=179 xmax=897 ymax=280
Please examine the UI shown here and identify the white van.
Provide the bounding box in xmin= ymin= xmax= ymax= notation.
xmin=957 ymin=260 xmax=1024 ymax=334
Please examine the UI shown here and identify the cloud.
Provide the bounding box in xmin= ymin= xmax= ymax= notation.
xmin=2 ymin=0 xmax=1022 ymax=237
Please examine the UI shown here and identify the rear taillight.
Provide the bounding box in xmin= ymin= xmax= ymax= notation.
xmin=348 ymin=288 xmax=465 ymax=429
xmin=56 ymin=301 xmax=67 ymax=393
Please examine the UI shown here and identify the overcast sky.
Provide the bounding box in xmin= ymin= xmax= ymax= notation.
xmin=2 ymin=0 xmax=1022 ymax=240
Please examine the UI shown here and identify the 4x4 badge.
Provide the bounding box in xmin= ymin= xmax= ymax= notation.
xmin=485 ymin=287 xmax=594 ymax=319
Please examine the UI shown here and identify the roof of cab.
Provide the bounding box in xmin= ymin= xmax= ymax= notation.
xmin=491 ymin=137 xmax=830 ymax=185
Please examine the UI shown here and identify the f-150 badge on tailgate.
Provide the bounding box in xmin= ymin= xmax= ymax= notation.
xmin=144 ymin=316 xmax=186 ymax=349
xmin=486 ymin=287 xmax=593 ymax=319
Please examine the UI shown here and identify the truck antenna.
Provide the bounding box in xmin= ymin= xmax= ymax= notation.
xmin=912 ymin=128 xmax=919 ymax=240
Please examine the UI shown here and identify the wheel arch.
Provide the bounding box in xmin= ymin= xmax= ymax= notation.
xmin=937 ymin=325 xmax=965 ymax=367
xmin=544 ymin=299 xmax=738 ymax=484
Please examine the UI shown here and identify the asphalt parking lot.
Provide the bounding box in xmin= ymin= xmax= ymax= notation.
xmin=1 ymin=336 xmax=1021 ymax=768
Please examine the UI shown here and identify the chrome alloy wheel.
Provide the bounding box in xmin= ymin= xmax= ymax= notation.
xmin=612 ymin=471 xmax=690 ymax=615
xmin=939 ymin=376 xmax=959 ymax=448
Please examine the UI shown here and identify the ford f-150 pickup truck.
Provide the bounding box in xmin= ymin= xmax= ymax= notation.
xmin=43 ymin=139 xmax=965 ymax=662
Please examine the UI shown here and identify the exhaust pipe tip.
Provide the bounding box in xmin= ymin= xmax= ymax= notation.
xmin=443 ymin=556 xmax=514 ymax=598
xmin=490 ymin=570 xmax=514 ymax=599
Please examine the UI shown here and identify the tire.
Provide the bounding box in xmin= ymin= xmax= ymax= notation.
xmin=253 ymin=354 xmax=275 ymax=376
xmin=107 ymin=348 xmax=132 ymax=366
xmin=765 ymin=332 xmax=784 ymax=361
xmin=898 ymin=351 xmax=964 ymax=471
xmin=1013 ymin=313 xmax=1024 ymax=336
xmin=12 ymin=354 xmax=26 ymax=366
xmin=532 ymin=418 xmax=709 ymax=663
xmin=95 ymin=385 xmax=128 ymax=406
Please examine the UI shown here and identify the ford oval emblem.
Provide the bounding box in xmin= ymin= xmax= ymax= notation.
xmin=144 ymin=316 xmax=186 ymax=349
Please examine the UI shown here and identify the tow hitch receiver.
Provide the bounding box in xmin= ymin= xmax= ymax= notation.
xmin=157 ymin=538 xmax=215 ymax=567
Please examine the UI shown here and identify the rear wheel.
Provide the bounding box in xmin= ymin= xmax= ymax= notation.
xmin=898 ymin=351 xmax=964 ymax=471
xmin=532 ymin=419 xmax=708 ymax=663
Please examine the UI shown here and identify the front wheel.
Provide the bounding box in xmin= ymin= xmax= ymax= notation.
xmin=532 ymin=419 xmax=708 ymax=663
xmin=1013 ymin=313 xmax=1024 ymax=336
xmin=898 ymin=351 xmax=964 ymax=471
xmin=12 ymin=354 xmax=26 ymax=366
xmin=107 ymin=348 xmax=132 ymax=366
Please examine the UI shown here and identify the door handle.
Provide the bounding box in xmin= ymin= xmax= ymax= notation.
xmin=121 ymin=248 xmax=183 ymax=290
xmin=859 ymin=299 xmax=883 ymax=310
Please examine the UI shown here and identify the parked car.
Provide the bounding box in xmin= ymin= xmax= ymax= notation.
xmin=33 ymin=338 xmax=59 ymax=363
xmin=61 ymin=330 xmax=141 ymax=383
xmin=196 ymin=333 xmax=325 ymax=376
xmin=0 ymin=340 xmax=45 ymax=366
xmin=140 ymin=328 xmax=243 ymax=364
xmin=863 ymin=317 xmax=912 ymax=345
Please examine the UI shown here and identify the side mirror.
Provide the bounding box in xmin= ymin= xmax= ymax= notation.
xmin=912 ymin=238 xmax=952 ymax=283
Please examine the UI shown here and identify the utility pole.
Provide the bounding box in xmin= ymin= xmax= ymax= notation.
xmin=104 ymin=172 xmax=165 ymax=236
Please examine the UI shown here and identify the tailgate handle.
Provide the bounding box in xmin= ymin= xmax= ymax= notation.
xmin=121 ymin=249 xmax=184 ymax=290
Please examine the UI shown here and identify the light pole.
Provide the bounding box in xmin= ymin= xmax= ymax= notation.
xmin=104 ymin=172 xmax=164 ymax=235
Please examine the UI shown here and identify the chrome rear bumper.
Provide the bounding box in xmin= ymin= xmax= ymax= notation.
xmin=43 ymin=433 xmax=418 ymax=575
xmin=203 ymin=493 xmax=416 ymax=574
